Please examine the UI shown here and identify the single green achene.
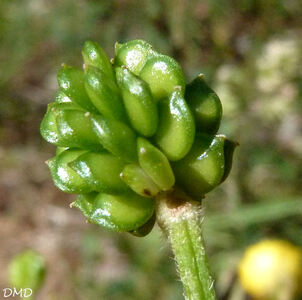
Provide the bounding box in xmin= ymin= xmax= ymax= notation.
xmin=40 ymin=39 xmax=237 ymax=300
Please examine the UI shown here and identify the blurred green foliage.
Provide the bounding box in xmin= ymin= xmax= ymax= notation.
xmin=0 ymin=0 xmax=301 ymax=299
xmin=9 ymin=250 xmax=45 ymax=298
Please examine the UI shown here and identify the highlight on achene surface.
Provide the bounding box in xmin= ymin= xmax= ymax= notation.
xmin=40 ymin=39 xmax=237 ymax=299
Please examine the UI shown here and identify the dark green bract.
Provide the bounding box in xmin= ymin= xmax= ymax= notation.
xmin=40 ymin=39 xmax=237 ymax=236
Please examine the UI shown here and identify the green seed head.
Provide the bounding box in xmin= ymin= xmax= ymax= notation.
xmin=40 ymin=39 xmax=237 ymax=236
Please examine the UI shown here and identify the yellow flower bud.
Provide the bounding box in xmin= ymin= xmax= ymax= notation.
xmin=238 ymin=239 xmax=302 ymax=300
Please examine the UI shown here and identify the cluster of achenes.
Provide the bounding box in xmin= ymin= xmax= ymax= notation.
xmin=40 ymin=40 xmax=237 ymax=236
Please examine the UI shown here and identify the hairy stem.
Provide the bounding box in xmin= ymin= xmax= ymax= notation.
xmin=156 ymin=189 xmax=216 ymax=300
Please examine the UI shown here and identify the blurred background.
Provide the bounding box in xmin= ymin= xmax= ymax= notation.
xmin=0 ymin=0 xmax=301 ymax=299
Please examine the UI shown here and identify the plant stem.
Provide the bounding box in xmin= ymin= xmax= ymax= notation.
xmin=156 ymin=189 xmax=216 ymax=300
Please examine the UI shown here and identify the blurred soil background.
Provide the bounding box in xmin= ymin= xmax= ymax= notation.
xmin=0 ymin=0 xmax=301 ymax=299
